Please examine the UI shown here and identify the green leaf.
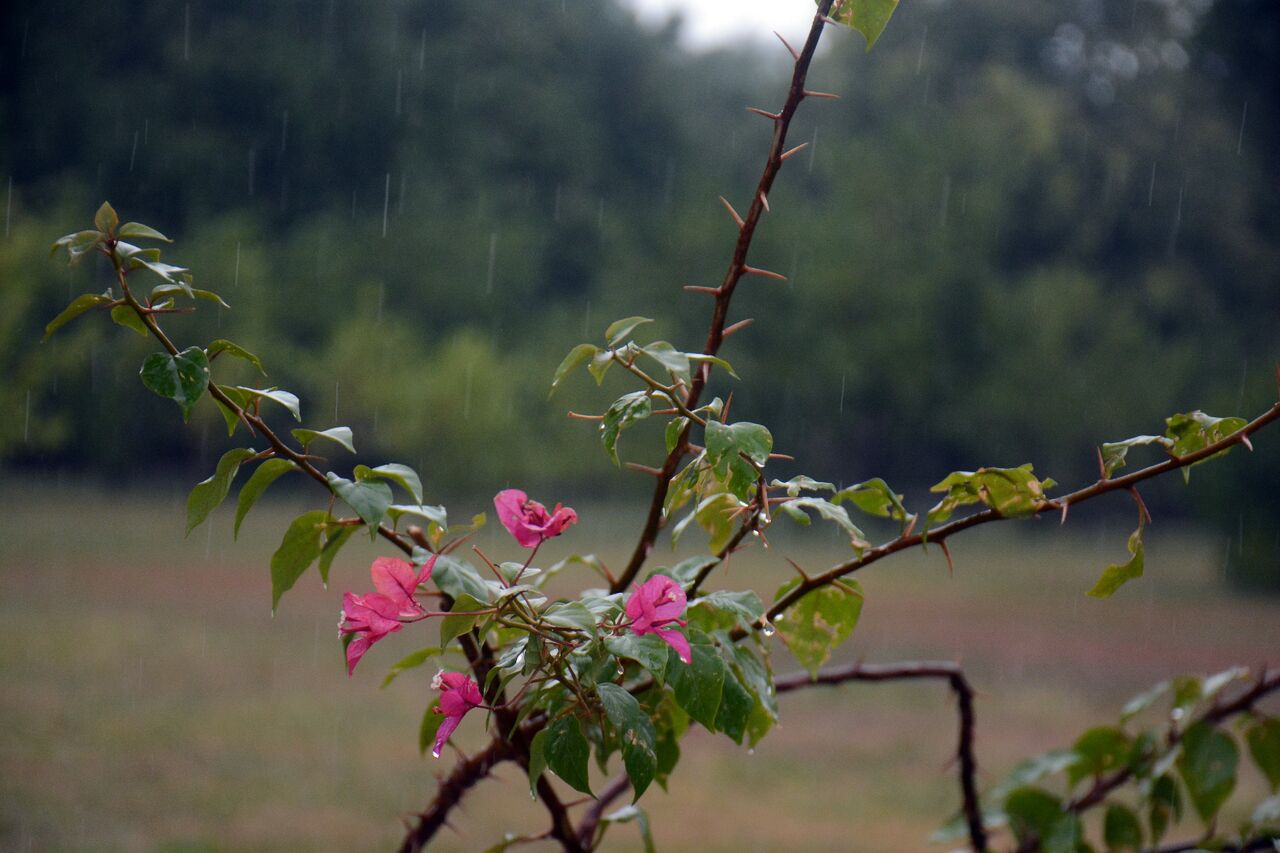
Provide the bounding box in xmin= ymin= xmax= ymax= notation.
xmin=1101 ymin=435 xmax=1172 ymax=477
xmin=1103 ymin=803 xmax=1143 ymax=851
xmin=1068 ymin=726 xmax=1131 ymax=787
xmin=605 ymin=316 xmax=652 ymax=346
xmin=833 ymin=478 xmax=909 ymax=521
xmin=150 ymin=283 xmax=229 ymax=308
xmin=605 ymin=634 xmax=670 ymax=684
xmin=928 ymin=464 xmax=1053 ymax=523
xmin=292 ymin=426 xmax=355 ymax=455
xmin=326 ymin=472 xmax=393 ymax=534
xmin=691 ymin=590 xmax=765 ymax=634
xmin=825 ymin=0 xmax=901 ymax=50
xmin=641 ymin=341 xmax=690 ymax=383
xmin=686 ymin=352 xmax=739 ymax=379
xmin=419 ymin=702 xmax=445 ymax=756
xmin=1164 ymin=410 xmax=1249 ymax=481
xmin=43 ymin=292 xmax=113 ymax=341
xmin=1246 ymin=718 xmax=1280 ymax=793
xmin=50 ymin=230 xmax=105 ymax=263
xmin=94 ymin=201 xmax=119 ymax=233
xmin=386 ymin=503 xmax=449 ymax=530
xmin=207 ymin=339 xmax=266 ymax=375
xmin=1004 ymin=786 xmax=1080 ymax=853
xmin=776 ymin=497 xmax=870 ymax=551
xmin=353 ymin=463 xmax=423 ymax=504
xmin=664 ymin=417 xmax=688 ymax=454
xmin=109 ymin=304 xmax=149 ymax=337
xmin=185 ymin=447 xmax=256 ymax=535
xmin=662 ymin=555 xmax=719 ymax=590
xmin=1177 ymin=722 xmax=1239 ymax=823
xmin=140 ymin=347 xmax=210 ymax=422
xmin=545 ymin=715 xmax=593 ymax=795
xmin=1087 ymin=522 xmax=1145 ymax=598
xmin=601 ymin=392 xmax=653 ymax=465
xmin=317 ymin=524 xmax=357 ymax=585
xmin=234 ymin=386 xmax=301 ymax=421
xmin=439 ymin=593 xmax=488 ymax=649
xmin=1148 ymin=773 xmax=1182 ymax=842
xmin=704 ymin=420 xmax=773 ymax=501
xmin=676 ymin=492 xmax=741 ymax=553
xmin=550 ymin=343 xmax=598 ymax=395
xmin=542 ymin=601 xmax=597 ymax=634
xmin=772 ymin=577 xmax=864 ymax=677
xmin=270 ymin=510 xmax=329 ymax=611
xmin=527 ymin=729 xmax=549 ymax=796
xmin=432 ymin=556 xmax=491 ymax=603
xmin=1120 ymin=680 xmax=1169 ymax=723
xmin=381 ymin=647 xmax=447 ymax=688
xmin=234 ymin=458 xmax=296 ymax=537
xmin=597 ymin=683 xmax=658 ymax=800
xmin=213 ymin=385 xmax=249 ymax=437
xmin=666 ymin=629 xmax=726 ymax=730
xmin=712 ymin=660 xmax=755 ymax=744
xmin=587 ymin=348 xmax=614 ymax=385
xmin=116 ymin=221 xmax=171 ymax=242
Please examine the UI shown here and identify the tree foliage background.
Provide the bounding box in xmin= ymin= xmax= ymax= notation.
xmin=1 ymin=0 xmax=1277 ymax=584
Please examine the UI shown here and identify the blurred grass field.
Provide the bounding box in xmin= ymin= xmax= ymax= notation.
xmin=1 ymin=482 xmax=1277 ymax=852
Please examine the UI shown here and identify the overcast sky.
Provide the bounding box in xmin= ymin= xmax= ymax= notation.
xmin=621 ymin=0 xmax=820 ymax=48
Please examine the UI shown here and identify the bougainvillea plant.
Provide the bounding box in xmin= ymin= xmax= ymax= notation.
xmin=41 ymin=1 xmax=1280 ymax=850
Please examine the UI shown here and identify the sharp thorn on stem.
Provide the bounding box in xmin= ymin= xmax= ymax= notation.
xmin=624 ymin=462 xmax=664 ymax=477
xmin=1095 ymin=446 xmax=1108 ymax=480
xmin=1240 ymin=433 xmax=1254 ymax=451
xmin=721 ymin=392 xmax=734 ymax=422
xmin=683 ymin=285 xmax=720 ymax=295
xmin=718 ymin=195 xmax=745 ymax=229
xmin=746 ymin=107 xmax=781 ymax=121
xmin=758 ymin=191 xmax=771 ymax=213
xmin=773 ymin=30 xmax=800 ymax=61
xmin=1059 ymin=500 xmax=1070 ymax=526
xmin=743 ymin=264 xmax=786 ymax=282
xmin=820 ymin=14 xmax=841 ymax=26
xmin=902 ymin=513 xmax=919 ymax=538
xmin=1128 ymin=486 xmax=1153 ymax=525
xmin=780 ymin=142 xmax=810 ymax=161
xmin=785 ymin=557 xmax=811 ymax=581
xmin=939 ymin=539 xmax=955 ymax=576
xmin=767 ymin=452 xmax=795 ymax=461
xmin=723 ymin=317 xmax=755 ymax=338
xmin=803 ymin=89 xmax=840 ymax=100
xmin=567 ymin=411 xmax=604 ymax=421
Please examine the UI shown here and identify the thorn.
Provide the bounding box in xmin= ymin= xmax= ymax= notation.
xmin=939 ymin=539 xmax=955 ymax=576
xmin=902 ymin=513 xmax=918 ymax=538
xmin=723 ymin=317 xmax=755 ymax=338
xmin=721 ymin=391 xmax=734 ymax=422
xmin=767 ymin=452 xmax=795 ymax=461
xmin=1096 ymin=446 xmax=1108 ymax=480
xmin=780 ymin=142 xmax=810 ymax=162
xmin=683 ymin=285 xmax=720 ymax=295
xmin=406 ymin=525 xmax=432 ymax=550
xmin=718 ymin=195 xmax=745 ymax=229
xmin=742 ymin=264 xmax=787 ymax=282
xmin=1059 ymin=500 xmax=1070 ymax=526
xmin=758 ymin=191 xmax=771 ymax=213
xmin=786 ymin=557 xmax=810 ymax=581
xmin=820 ymin=14 xmax=841 ymax=26
xmin=773 ymin=31 xmax=800 ymax=61
xmin=624 ymin=462 xmax=664 ymax=477
xmin=567 ymin=411 xmax=603 ymax=421
xmin=1128 ymin=486 xmax=1153 ymax=525
xmin=1240 ymin=433 xmax=1253 ymax=451
xmin=746 ymin=107 xmax=781 ymax=121
xmin=803 ymin=89 xmax=841 ymax=100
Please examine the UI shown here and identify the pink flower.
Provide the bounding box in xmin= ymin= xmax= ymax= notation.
xmin=340 ymin=556 xmax=436 ymax=675
xmin=431 ymin=670 xmax=485 ymax=758
xmin=494 ymin=489 xmax=579 ymax=548
xmin=625 ymin=575 xmax=691 ymax=664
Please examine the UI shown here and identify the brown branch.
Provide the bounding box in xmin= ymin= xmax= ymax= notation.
xmin=575 ymin=774 xmax=632 ymax=850
xmin=760 ymin=399 xmax=1280 ymax=627
xmin=776 ymin=661 xmax=987 ymax=852
xmin=398 ymin=736 xmax=518 ymax=853
xmin=611 ymin=0 xmax=839 ymax=594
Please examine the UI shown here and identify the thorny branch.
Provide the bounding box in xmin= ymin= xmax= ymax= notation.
xmin=611 ymin=0 xmax=839 ymax=594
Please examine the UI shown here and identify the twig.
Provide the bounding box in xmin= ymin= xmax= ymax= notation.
xmin=398 ymin=737 xmax=518 ymax=853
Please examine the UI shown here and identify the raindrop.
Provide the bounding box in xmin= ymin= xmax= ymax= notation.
xmin=808 ymin=127 xmax=818 ymax=174
xmin=1146 ymin=161 xmax=1156 ymax=207
xmin=233 ymin=240 xmax=241 ymax=288
xmin=760 ymin=620 xmax=776 ymax=637
xmin=1171 ymin=707 xmax=1184 ymax=722
xmin=485 ymin=231 xmax=498 ymax=294
xmin=418 ymin=28 xmax=427 ymax=71
xmin=4 ymin=176 xmax=11 ymax=237
xmin=381 ymin=172 xmax=391 ymax=238
xmin=915 ymin=25 xmax=928 ymax=75
xmin=129 ymin=130 xmax=139 ymax=172
xmin=183 ymin=3 xmax=191 ymax=61
xmin=21 ymin=16 xmax=30 ymax=58
xmin=747 ymin=748 xmax=755 ymax=756
xmin=1236 ymin=101 xmax=1248 ymax=156
xmin=839 ymin=371 xmax=846 ymax=413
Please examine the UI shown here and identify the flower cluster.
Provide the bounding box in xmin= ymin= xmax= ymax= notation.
xmin=625 ymin=575 xmax=692 ymax=664
xmin=494 ymin=488 xmax=579 ymax=548
xmin=339 ymin=555 xmax=435 ymax=675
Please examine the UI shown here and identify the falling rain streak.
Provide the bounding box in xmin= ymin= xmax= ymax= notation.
xmin=1236 ymin=101 xmax=1248 ymax=156
xmin=381 ymin=173 xmax=391 ymax=237
xmin=4 ymin=176 xmax=11 ymax=237
xmin=485 ymin=232 xmax=498 ymax=293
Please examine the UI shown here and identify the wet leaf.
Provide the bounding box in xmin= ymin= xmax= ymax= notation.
xmin=43 ymin=291 xmax=113 ymax=341
xmin=772 ymin=577 xmax=863 ymax=677
xmin=1087 ymin=522 xmax=1145 ymax=598
xmin=140 ymin=346 xmax=210 ymax=422
xmin=186 ymin=447 xmax=256 ymax=535
xmin=235 ymin=458 xmax=297 ymax=537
